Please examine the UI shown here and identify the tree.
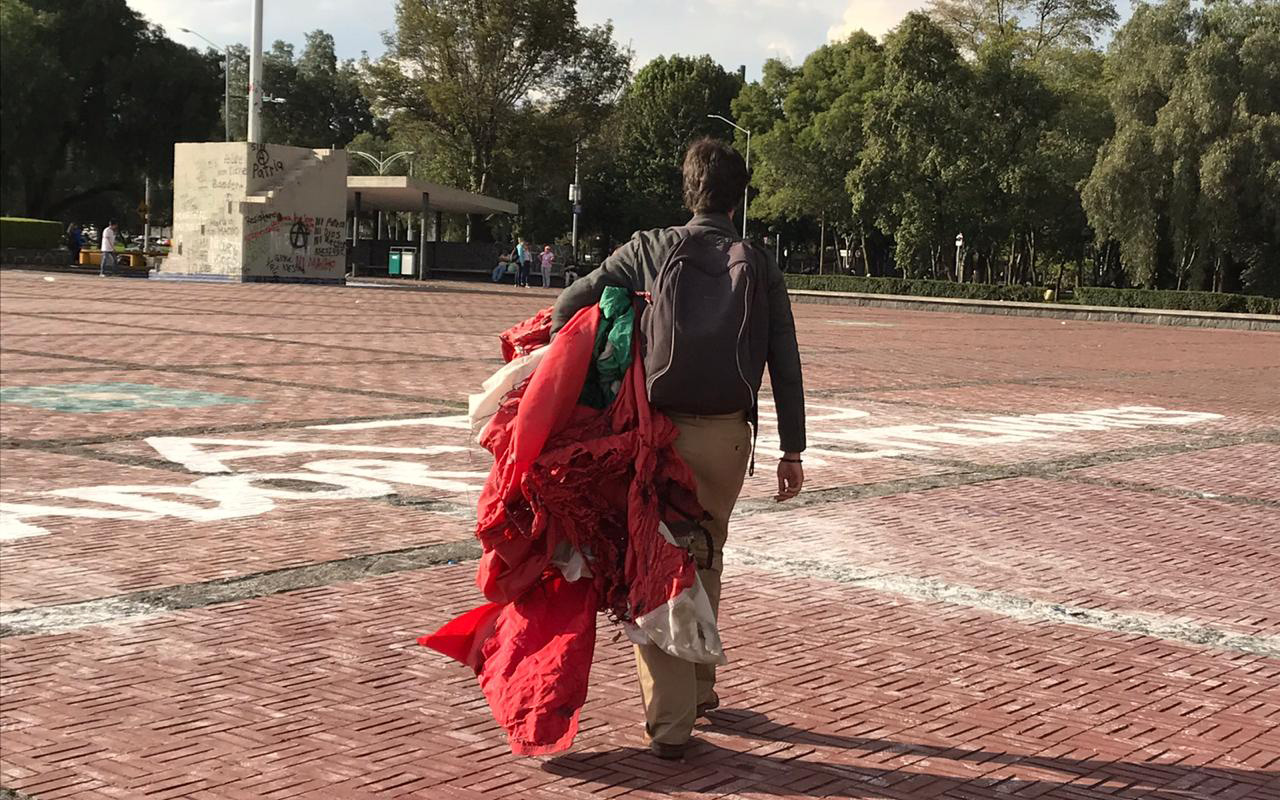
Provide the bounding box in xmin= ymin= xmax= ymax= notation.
xmin=735 ymin=34 xmax=885 ymax=272
xmin=219 ymin=31 xmax=376 ymax=148
xmin=365 ymin=0 xmax=628 ymax=198
xmin=0 ymin=0 xmax=221 ymax=219
xmin=605 ymin=55 xmax=744 ymax=232
xmin=849 ymin=14 xmax=978 ymax=277
xmin=928 ymin=0 xmax=1119 ymax=59
xmin=1082 ymin=0 xmax=1280 ymax=294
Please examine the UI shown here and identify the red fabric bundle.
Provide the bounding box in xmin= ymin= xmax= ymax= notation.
xmin=420 ymin=303 xmax=706 ymax=756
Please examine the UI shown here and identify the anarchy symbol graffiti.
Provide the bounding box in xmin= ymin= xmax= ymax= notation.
xmin=288 ymin=220 xmax=310 ymax=250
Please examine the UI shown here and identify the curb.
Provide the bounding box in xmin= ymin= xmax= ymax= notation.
xmin=788 ymin=290 xmax=1280 ymax=332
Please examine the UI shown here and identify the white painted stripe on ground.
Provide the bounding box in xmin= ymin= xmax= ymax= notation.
xmin=307 ymin=415 xmax=472 ymax=431
xmin=723 ymin=545 xmax=1280 ymax=658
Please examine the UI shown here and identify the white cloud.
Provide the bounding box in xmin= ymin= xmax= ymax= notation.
xmin=827 ymin=0 xmax=929 ymax=41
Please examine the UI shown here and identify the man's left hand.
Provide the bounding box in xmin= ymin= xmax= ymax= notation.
xmin=776 ymin=456 xmax=804 ymax=502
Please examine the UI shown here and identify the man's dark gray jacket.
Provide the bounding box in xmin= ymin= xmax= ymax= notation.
xmin=551 ymin=212 xmax=806 ymax=454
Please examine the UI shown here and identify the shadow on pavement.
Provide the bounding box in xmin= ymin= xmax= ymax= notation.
xmin=543 ymin=708 xmax=1276 ymax=798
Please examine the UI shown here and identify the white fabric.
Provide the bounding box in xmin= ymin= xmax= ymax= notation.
xmin=624 ymin=576 xmax=726 ymax=666
xmin=623 ymin=521 xmax=726 ymax=665
xmin=551 ymin=539 xmax=592 ymax=583
xmin=100 ymin=226 xmax=117 ymax=252
xmin=468 ymin=347 xmax=547 ymax=438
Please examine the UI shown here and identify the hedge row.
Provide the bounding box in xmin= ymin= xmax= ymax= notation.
xmin=0 ymin=217 xmax=64 ymax=250
xmin=785 ymin=273 xmax=1047 ymax=303
xmin=1073 ymin=287 xmax=1279 ymax=316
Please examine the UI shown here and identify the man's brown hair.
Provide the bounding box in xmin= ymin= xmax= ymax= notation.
xmin=682 ymin=137 xmax=748 ymax=215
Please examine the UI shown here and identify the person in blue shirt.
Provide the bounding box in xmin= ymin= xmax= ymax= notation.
xmin=515 ymin=239 xmax=533 ymax=287
xmin=67 ymin=224 xmax=84 ymax=265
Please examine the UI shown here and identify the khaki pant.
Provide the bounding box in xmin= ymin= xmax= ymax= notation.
xmin=635 ymin=411 xmax=751 ymax=745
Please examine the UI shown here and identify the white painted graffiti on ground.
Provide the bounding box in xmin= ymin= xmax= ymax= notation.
xmin=0 ymin=440 xmax=487 ymax=541
xmin=0 ymin=405 xmax=1223 ymax=541
xmin=755 ymin=404 xmax=1225 ymax=466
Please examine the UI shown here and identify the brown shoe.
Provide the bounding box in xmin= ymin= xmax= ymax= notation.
xmin=649 ymin=740 xmax=688 ymax=760
xmin=696 ymin=697 xmax=720 ymax=718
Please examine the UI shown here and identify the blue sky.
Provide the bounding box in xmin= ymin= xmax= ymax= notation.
xmin=128 ymin=0 xmax=1131 ymax=79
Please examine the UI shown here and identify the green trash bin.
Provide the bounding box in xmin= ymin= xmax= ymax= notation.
xmin=388 ymin=250 xmax=402 ymax=275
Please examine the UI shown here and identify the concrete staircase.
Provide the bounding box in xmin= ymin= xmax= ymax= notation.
xmin=241 ymin=149 xmax=337 ymax=210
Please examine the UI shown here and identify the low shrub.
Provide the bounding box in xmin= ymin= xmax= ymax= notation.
xmin=0 ymin=217 xmax=64 ymax=250
xmin=1074 ymin=287 xmax=1280 ymax=316
xmin=785 ymin=273 xmax=1046 ymax=303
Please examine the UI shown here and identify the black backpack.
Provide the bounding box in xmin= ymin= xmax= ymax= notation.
xmin=642 ymin=228 xmax=769 ymax=415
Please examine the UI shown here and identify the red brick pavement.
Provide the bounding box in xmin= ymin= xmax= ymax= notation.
xmin=2 ymin=565 xmax=1278 ymax=799
xmin=728 ymin=477 xmax=1280 ymax=637
xmin=2 ymin=272 xmax=1278 ymax=798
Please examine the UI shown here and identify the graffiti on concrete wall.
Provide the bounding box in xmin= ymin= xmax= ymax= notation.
xmin=249 ymin=143 xmax=286 ymax=180
xmin=242 ymin=213 xmax=346 ymax=279
xmin=169 ymin=143 xmax=347 ymax=280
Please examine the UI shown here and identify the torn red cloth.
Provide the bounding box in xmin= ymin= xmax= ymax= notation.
xmin=499 ymin=307 xmax=553 ymax=363
xmin=420 ymin=302 xmax=706 ymax=756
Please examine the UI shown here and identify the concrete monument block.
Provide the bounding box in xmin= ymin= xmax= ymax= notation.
xmin=163 ymin=142 xmax=349 ymax=284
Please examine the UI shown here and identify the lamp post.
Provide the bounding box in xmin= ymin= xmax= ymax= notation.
xmin=350 ymin=151 xmax=415 ymax=175
xmin=248 ymin=0 xmax=264 ymax=143
xmin=351 ymin=151 xmax=416 ymax=242
xmin=955 ymin=232 xmax=965 ymax=282
xmin=706 ymin=114 xmax=751 ymax=238
xmin=180 ymin=28 xmax=230 ymax=142
xmin=570 ymin=139 xmax=581 ymax=266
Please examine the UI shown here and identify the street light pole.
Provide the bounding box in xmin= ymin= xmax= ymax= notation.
xmin=571 ymin=140 xmax=581 ymax=264
xmin=955 ymin=233 xmax=965 ymax=282
xmin=180 ymin=29 xmax=230 ymax=142
xmin=707 ymin=114 xmax=751 ymax=238
xmin=248 ymin=0 xmax=264 ymax=143
xmin=350 ymin=151 xmax=416 ymax=175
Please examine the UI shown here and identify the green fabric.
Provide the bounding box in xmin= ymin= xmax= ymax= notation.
xmin=579 ymin=286 xmax=635 ymax=409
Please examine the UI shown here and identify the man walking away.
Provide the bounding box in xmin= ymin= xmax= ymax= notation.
xmin=540 ymin=245 xmax=555 ymax=288
xmin=551 ymin=137 xmax=806 ymax=760
xmin=99 ymin=221 xmax=119 ymax=277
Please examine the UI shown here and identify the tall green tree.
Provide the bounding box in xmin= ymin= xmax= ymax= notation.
xmin=365 ymin=0 xmax=629 ymax=197
xmin=928 ymin=0 xmax=1119 ymax=59
xmin=0 ymin=0 xmax=221 ymax=219
xmin=220 ymin=32 xmax=376 ymax=148
xmin=1082 ymin=0 xmax=1280 ymax=294
xmin=603 ymin=55 xmax=744 ymax=232
xmin=734 ymin=33 xmax=884 ymax=271
xmin=849 ymin=13 xmax=978 ymax=277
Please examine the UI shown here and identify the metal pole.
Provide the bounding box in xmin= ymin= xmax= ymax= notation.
xmin=818 ymin=215 xmax=826 ymax=275
xmin=247 ymin=0 xmax=264 ymax=143
xmin=223 ymin=47 xmax=231 ymax=142
xmin=143 ymin=176 xmax=151 ymax=250
xmin=352 ymin=191 xmax=362 ymax=278
xmin=419 ymin=192 xmax=429 ymax=280
xmin=742 ymin=128 xmax=750 ymax=238
xmin=571 ymin=140 xmax=580 ymax=265
xmin=706 ymin=115 xmax=751 ymax=238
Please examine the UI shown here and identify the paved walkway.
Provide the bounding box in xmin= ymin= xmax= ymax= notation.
xmin=1 ymin=272 xmax=1277 ymax=799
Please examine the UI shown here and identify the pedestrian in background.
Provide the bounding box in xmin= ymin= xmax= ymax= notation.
xmin=540 ymin=245 xmax=555 ymax=289
xmin=66 ymin=224 xmax=83 ymax=266
xmin=515 ymin=239 xmax=533 ymax=287
xmin=99 ymin=221 xmax=119 ymax=276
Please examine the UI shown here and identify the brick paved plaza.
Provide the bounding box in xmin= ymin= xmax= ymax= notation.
xmin=1 ymin=270 xmax=1277 ymax=799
